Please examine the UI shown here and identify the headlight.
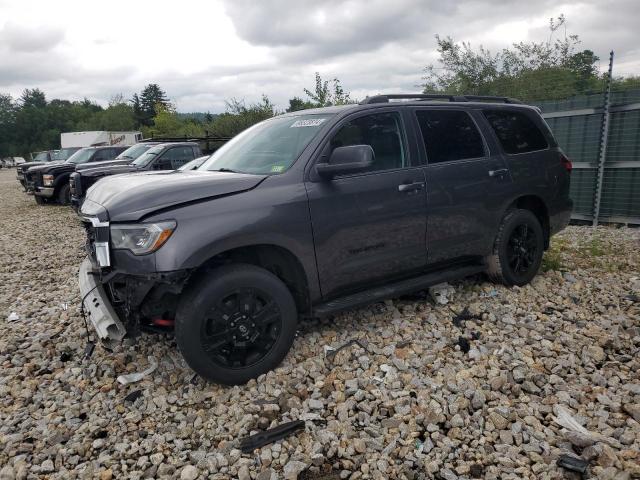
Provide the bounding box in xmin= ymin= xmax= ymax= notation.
xmin=43 ymin=174 xmax=54 ymax=186
xmin=110 ymin=221 xmax=176 ymax=255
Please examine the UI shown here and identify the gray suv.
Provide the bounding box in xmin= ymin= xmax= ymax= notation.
xmin=78 ymin=94 xmax=572 ymax=384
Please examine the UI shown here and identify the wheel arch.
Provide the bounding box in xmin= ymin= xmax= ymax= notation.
xmin=504 ymin=194 xmax=551 ymax=249
xmin=186 ymin=243 xmax=313 ymax=315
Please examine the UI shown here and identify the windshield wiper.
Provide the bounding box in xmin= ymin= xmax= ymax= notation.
xmin=119 ymin=155 xmax=133 ymax=159
xmin=211 ymin=167 xmax=242 ymax=173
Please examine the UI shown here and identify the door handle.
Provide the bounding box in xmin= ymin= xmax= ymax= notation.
xmin=488 ymin=168 xmax=508 ymax=178
xmin=398 ymin=182 xmax=425 ymax=192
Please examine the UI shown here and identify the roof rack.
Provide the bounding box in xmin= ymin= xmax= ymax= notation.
xmin=140 ymin=136 xmax=232 ymax=143
xmin=359 ymin=94 xmax=522 ymax=105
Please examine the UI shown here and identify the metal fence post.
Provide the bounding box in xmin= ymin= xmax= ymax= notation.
xmin=592 ymin=50 xmax=614 ymax=227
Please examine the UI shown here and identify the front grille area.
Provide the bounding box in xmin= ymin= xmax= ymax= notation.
xmin=82 ymin=220 xmax=97 ymax=263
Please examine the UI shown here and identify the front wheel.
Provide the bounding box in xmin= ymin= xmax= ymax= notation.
xmin=175 ymin=264 xmax=298 ymax=385
xmin=485 ymin=209 xmax=544 ymax=286
xmin=58 ymin=184 xmax=71 ymax=205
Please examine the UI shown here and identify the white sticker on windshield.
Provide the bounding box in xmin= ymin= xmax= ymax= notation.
xmin=290 ymin=118 xmax=326 ymax=128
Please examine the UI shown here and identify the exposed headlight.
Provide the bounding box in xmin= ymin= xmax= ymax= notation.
xmin=110 ymin=221 xmax=176 ymax=255
xmin=43 ymin=174 xmax=54 ymax=187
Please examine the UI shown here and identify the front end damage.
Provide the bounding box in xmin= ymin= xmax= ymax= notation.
xmin=79 ymin=212 xmax=190 ymax=348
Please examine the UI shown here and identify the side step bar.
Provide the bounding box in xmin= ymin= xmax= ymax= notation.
xmin=312 ymin=264 xmax=484 ymax=316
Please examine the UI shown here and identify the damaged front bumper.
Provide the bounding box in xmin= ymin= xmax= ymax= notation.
xmin=79 ymin=258 xmax=127 ymax=348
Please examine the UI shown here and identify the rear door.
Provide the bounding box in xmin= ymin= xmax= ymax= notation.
xmin=413 ymin=108 xmax=512 ymax=263
xmin=305 ymin=110 xmax=427 ymax=299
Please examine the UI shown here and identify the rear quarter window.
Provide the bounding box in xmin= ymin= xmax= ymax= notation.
xmin=483 ymin=109 xmax=548 ymax=154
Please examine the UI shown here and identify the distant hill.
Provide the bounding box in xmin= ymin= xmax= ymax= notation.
xmin=176 ymin=112 xmax=219 ymax=122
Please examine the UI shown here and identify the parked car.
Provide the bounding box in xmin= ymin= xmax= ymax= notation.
xmin=30 ymin=146 xmax=127 ymax=204
xmin=16 ymin=147 xmax=80 ymax=192
xmin=70 ymin=142 xmax=201 ymax=206
xmin=178 ymin=155 xmax=210 ymax=171
xmin=78 ymin=94 xmax=573 ymax=384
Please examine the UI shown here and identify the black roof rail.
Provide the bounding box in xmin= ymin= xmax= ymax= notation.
xmin=140 ymin=136 xmax=232 ymax=143
xmin=360 ymin=94 xmax=522 ymax=105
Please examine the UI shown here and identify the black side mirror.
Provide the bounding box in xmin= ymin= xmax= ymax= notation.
xmin=315 ymin=145 xmax=374 ymax=179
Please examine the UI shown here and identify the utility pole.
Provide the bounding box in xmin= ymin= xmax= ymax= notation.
xmin=593 ymin=50 xmax=614 ymax=227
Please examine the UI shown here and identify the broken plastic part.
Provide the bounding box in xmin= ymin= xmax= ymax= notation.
xmin=7 ymin=312 xmax=19 ymax=321
xmin=429 ymin=282 xmax=453 ymax=305
xmin=116 ymin=356 xmax=158 ymax=385
xmin=552 ymin=404 xmax=622 ymax=448
xmin=325 ymin=339 xmax=369 ymax=364
xmin=239 ymin=420 xmax=305 ymax=453
xmin=124 ymin=389 xmax=143 ymax=403
xmin=557 ymin=454 xmax=588 ymax=473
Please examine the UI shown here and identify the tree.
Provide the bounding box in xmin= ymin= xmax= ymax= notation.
xmin=207 ymin=96 xmax=276 ymax=138
xmin=286 ymin=96 xmax=315 ymax=112
xmin=20 ymin=88 xmax=47 ymax=108
xmin=137 ymin=84 xmax=170 ymax=126
xmin=421 ymin=15 xmax=602 ymax=101
xmin=303 ymin=72 xmax=352 ymax=107
xmin=0 ymin=94 xmax=16 ymax=156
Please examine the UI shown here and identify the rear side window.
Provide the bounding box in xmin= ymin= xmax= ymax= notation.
xmin=484 ymin=110 xmax=548 ymax=154
xmin=415 ymin=110 xmax=485 ymax=164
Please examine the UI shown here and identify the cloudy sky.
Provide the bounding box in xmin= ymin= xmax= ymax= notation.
xmin=0 ymin=0 xmax=638 ymax=112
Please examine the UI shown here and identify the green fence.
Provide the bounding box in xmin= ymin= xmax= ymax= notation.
xmin=537 ymin=89 xmax=640 ymax=225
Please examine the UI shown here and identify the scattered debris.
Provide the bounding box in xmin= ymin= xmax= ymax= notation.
xmin=325 ymin=339 xmax=369 ymax=364
xmin=457 ymin=336 xmax=471 ymax=353
xmin=451 ymin=306 xmax=478 ymax=328
xmin=59 ymin=351 xmax=72 ymax=362
xmin=239 ymin=419 xmax=305 ymax=453
xmin=116 ymin=356 xmax=158 ymax=385
xmin=552 ymin=404 xmax=622 ymax=448
xmin=60 ymin=302 xmax=68 ymax=311
xmin=557 ymin=454 xmax=589 ymax=474
xmin=7 ymin=312 xmax=19 ymax=321
xmin=124 ymin=389 xmax=143 ymax=404
xmin=480 ymin=289 xmax=499 ymax=298
xmin=84 ymin=341 xmax=95 ymax=359
xmin=429 ymin=282 xmax=453 ymax=304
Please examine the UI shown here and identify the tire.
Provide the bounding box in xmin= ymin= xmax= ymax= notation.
xmin=175 ymin=264 xmax=298 ymax=385
xmin=58 ymin=184 xmax=71 ymax=205
xmin=34 ymin=195 xmax=46 ymax=205
xmin=485 ymin=209 xmax=544 ymax=286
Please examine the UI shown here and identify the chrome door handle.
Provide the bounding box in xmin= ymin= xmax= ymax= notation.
xmin=488 ymin=168 xmax=508 ymax=177
xmin=398 ymin=182 xmax=425 ymax=192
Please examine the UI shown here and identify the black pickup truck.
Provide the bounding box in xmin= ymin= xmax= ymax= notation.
xmin=30 ymin=146 xmax=127 ymax=204
xmin=70 ymin=142 xmax=201 ymax=206
xmin=17 ymin=148 xmax=79 ymax=190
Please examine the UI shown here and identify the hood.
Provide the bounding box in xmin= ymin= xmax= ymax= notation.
xmin=80 ymin=164 xmax=138 ymax=178
xmin=38 ymin=162 xmax=76 ymax=174
xmin=83 ymin=170 xmax=268 ymax=221
xmin=75 ymin=159 xmax=132 ymax=171
xmin=26 ymin=161 xmax=64 ymax=173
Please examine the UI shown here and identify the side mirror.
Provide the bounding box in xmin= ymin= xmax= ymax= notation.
xmin=315 ymin=145 xmax=374 ymax=179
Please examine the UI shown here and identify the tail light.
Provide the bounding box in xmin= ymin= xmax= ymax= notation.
xmin=560 ymin=153 xmax=572 ymax=173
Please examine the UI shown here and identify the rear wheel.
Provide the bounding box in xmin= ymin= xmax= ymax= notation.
xmin=58 ymin=184 xmax=71 ymax=205
xmin=485 ymin=209 xmax=544 ymax=286
xmin=175 ymin=264 xmax=298 ymax=385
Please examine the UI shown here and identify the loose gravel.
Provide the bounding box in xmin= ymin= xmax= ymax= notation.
xmin=0 ymin=168 xmax=639 ymax=480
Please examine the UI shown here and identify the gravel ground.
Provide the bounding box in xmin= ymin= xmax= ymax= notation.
xmin=0 ymin=167 xmax=639 ymax=480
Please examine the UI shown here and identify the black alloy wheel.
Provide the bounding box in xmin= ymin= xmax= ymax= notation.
xmin=201 ymin=288 xmax=282 ymax=368
xmin=486 ymin=208 xmax=544 ymax=286
xmin=175 ymin=264 xmax=297 ymax=385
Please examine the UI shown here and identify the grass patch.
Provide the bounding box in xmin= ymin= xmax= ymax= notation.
xmin=542 ymin=239 xmax=567 ymax=272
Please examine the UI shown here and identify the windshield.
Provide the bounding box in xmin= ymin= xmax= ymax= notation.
xmin=202 ymin=114 xmax=332 ymax=174
xmin=33 ymin=152 xmax=49 ymax=162
xmin=66 ymin=148 xmax=95 ymax=164
xmin=132 ymin=145 xmax=164 ymax=167
xmin=52 ymin=148 xmax=79 ymax=161
xmin=116 ymin=143 xmax=152 ymax=160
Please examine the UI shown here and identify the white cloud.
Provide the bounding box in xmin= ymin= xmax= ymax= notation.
xmin=0 ymin=0 xmax=638 ymax=112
